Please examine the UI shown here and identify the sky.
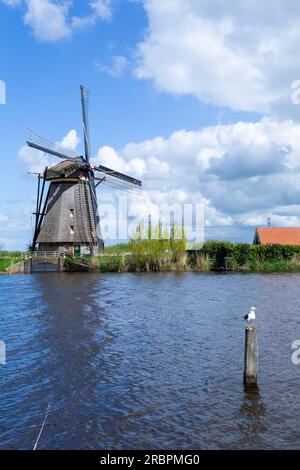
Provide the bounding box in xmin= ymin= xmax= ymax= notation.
xmin=1 ymin=0 xmax=300 ymax=249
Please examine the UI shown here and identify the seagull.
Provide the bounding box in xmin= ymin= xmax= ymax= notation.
xmin=244 ymin=306 xmax=256 ymax=323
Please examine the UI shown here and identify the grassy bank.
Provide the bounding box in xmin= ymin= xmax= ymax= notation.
xmin=65 ymin=240 xmax=300 ymax=273
xmin=3 ymin=241 xmax=300 ymax=274
xmin=188 ymin=241 xmax=300 ymax=273
xmin=0 ymin=251 xmax=23 ymax=272
xmin=66 ymin=237 xmax=187 ymax=273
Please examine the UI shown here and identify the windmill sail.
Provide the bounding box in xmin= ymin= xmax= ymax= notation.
xmin=94 ymin=165 xmax=142 ymax=187
xmin=27 ymin=131 xmax=82 ymax=161
xmin=80 ymin=85 xmax=91 ymax=163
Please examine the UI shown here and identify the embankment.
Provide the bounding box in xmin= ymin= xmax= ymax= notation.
xmin=4 ymin=242 xmax=300 ymax=274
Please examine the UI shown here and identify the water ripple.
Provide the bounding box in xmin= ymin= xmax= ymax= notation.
xmin=1 ymin=272 xmax=300 ymax=449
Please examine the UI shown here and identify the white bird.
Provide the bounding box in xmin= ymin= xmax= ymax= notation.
xmin=244 ymin=306 xmax=256 ymax=323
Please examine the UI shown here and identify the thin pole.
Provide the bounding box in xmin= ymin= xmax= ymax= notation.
xmin=33 ymin=174 xmax=41 ymax=245
xmin=34 ymin=186 xmax=49 ymax=248
xmin=33 ymin=400 xmax=51 ymax=450
xmin=32 ymin=168 xmax=48 ymax=250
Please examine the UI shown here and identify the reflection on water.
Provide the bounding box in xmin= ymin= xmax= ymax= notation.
xmin=238 ymin=388 xmax=268 ymax=448
xmin=0 ymin=272 xmax=300 ymax=449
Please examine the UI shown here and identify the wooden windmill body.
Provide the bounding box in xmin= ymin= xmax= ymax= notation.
xmin=28 ymin=86 xmax=141 ymax=256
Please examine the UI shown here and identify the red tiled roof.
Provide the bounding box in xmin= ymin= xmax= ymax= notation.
xmin=255 ymin=227 xmax=300 ymax=245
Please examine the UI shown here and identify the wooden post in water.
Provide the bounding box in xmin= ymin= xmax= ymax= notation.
xmin=244 ymin=324 xmax=258 ymax=388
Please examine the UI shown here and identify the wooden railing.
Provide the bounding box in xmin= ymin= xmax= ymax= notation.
xmin=24 ymin=251 xmax=66 ymax=260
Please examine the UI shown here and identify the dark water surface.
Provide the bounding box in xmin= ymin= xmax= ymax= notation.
xmin=1 ymin=272 xmax=300 ymax=449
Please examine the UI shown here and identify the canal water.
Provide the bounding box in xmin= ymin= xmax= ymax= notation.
xmin=0 ymin=272 xmax=300 ymax=449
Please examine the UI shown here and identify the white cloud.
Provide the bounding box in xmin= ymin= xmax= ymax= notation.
xmin=95 ymin=55 xmax=128 ymax=77
xmin=1 ymin=0 xmax=21 ymax=6
xmin=71 ymin=15 xmax=95 ymax=30
xmin=19 ymin=129 xmax=80 ymax=172
xmin=93 ymin=145 xmax=126 ymax=172
xmin=0 ymin=206 xmax=32 ymax=250
xmin=2 ymin=0 xmax=114 ymax=42
xmin=136 ymin=0 xmax=300 ymax=116
xmin=56 ymin=129 xmax=80 ymax=151
xmin=0 ymin=213 xmax=8 ymax=222
xmin=90 ymin=0 xmax=112 ymax=20
xmin=24 ymin=0 xmax=72 ymax=42
xmin=17 ymin=117 xmax=300 ymax=242
xmin=72 ymin=0 xmax=112 ymax=30
xmin=18 ymin=144 xmax=48 ymax=173
xmin=90 ymin=118 xmax=300 ymax=239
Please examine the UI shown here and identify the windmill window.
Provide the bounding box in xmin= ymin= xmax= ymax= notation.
xmin=69 ymin=209 xmax=74 ymax=218
xmin=70 ymin=225 xmax=74 ymax=235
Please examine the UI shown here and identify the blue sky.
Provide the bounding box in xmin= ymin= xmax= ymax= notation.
xmin=1 ymin=0 xmax=300 ymax=249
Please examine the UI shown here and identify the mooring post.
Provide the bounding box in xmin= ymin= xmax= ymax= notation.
xmin=244 ymin=324 xmax=258 ymax=388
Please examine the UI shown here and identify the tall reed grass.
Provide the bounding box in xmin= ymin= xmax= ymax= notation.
xmin=88 ymin=223 xmax=187 ymax=273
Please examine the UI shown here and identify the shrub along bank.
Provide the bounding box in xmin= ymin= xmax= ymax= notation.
xmin=65 ymin=241 xmax=300 ymax=273
xmin=66 ymin=236 xmax=187 ymax=273
xmin=2 ymin=242 xmax=300 ymax=274
xmin=189 ymin=241 xmax=300 ymax=272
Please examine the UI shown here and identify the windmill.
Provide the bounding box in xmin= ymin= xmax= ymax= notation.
xmin=27 ymin=85 xmax=142 ymax=256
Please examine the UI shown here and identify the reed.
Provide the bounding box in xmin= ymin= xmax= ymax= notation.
xmin=194 ymin=253 xmax=211 ymax=272
xmin=89 ymin=252 xmax=188 ymax=273
xmin=89 ymin=222 xmax=187 ymax=273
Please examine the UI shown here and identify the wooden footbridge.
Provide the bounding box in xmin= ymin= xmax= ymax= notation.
xmin=7 ymin=252 xmax=65 ymax=274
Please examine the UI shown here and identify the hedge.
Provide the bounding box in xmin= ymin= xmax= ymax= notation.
xmin=200 ymin=241 xmax=300 ymax=270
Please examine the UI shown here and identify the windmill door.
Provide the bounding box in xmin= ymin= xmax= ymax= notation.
xmin=74 ymin=245 xmax=81 ymax=256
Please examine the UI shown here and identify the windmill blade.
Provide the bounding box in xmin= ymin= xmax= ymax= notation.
xmin=80 ymin=85 xmax=91 ymax=163
xmin=95 ymin=172 xmax=142 ymax=195
xmin=27 ymin=130 xmax=82 ymax=162
xmin=101 ymin=178 xmax=142 ymax=195
xmin=94 ymin=165 xmax=142 ymax=187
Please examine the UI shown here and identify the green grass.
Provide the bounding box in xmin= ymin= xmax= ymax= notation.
xmin=0 ymin=251 xmax=24 ymax=272
xmin=0 ymin=258 xmax=13 ymax=271
xmin=0 ymin=255 xmax=23 ymax=272
xmin=0 ymin=250 xmax=23 ymax=259
xmin=104 ymin=244 xmax=131 ymax=255
xmin=236 ymin=260 xmax=300 ymax=273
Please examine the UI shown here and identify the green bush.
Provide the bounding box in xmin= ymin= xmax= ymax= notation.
xmin=103 ymin=238 xmax=300 ymax=272
xmin=194 ymin=241 xmax=300 ymax=271
xmin=202 ymin=240 xmax=233 ymax=269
